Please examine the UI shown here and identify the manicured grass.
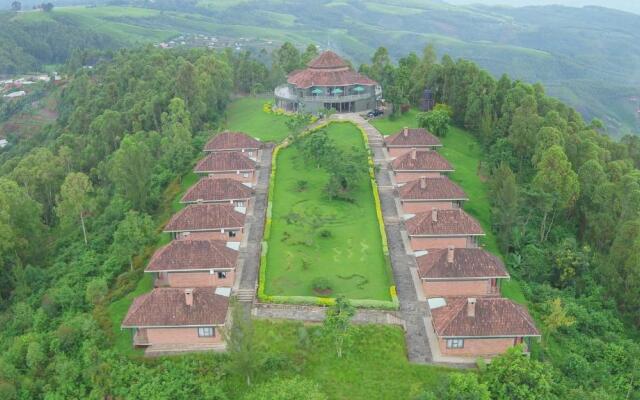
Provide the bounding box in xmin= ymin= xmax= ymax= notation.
xmin=225 ymin=97 xmax=290 ymax=142
xmin=227 ymin=320 xmax=455 ymax=399
xmin=370 ymin=111 xmax=527 ymax=304
xmin=265 ymin=123 xmax=392 ymax=300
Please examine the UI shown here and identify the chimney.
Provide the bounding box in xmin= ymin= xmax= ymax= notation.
xmin=431 ymin=208 xmax=438 ymax=223
xmin=467 ymin=298 xmax=476 ymax=317
xmin=447 ymin=245 xmax=455 ymax=264
xmin=411 ymin=148 xmax=417 ymax=160
xmin=420 ymin=176 xmax=427 ymax=189
xmin=185 ymin=289 xmax=194 ymax=306
xmin=403 ymin=126 xmax=409 ymax=137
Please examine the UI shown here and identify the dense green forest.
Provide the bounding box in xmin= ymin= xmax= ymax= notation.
xmin=1 ymin=41 xmax=640 ymax=398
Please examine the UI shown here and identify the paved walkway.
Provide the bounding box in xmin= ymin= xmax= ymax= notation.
xmin=333 ymin=113 xmax=433 ymax=363
xmin=235 ymin=145 xmax=273 ymax=301
xmin=252 ymin=303 xmax=405 ymax=326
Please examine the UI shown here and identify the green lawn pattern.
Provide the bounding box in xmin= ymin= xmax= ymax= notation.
xmin=370 ymin=110 xmax=526 ymax=304
xmin=265 ymin=122 xmax=392 ymax=300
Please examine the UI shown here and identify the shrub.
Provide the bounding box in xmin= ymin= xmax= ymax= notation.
xmin=295 ymin=179 xmax=308 ymax=191
xmin=319 ymin=229 xmax=332 ymax=238
xmin=311 ymin=277 xmax=332 ymax=294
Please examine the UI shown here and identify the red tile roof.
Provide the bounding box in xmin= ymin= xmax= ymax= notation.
xmin=122 ymin=287 xmax=229 ymax=327
xmin=194 ymin=151 xmax=256 ymax=173
xmin=392 ymin=150 xmax=453 ymax=172
xmin=204 ymin=131 xmax=261 ymax=152
xmin=406 ymin=209 xmax=484 ymax=236
xmin=164 ymin=203 xmax=245 ymax=232
xmin=399 ymin=176 xmax=467 ymax=201
xmin=417 ymin=248 xmax=509 ymax=280
xmin=384 ymin=127 xmax=441 ymax=147
xmin=430 ymin=297 xmax=540 ymax=337
xmin=145 ymin=240 xmax=238 ymax=272
xmin=181 ymin=177 xmax=253 ymax=204
xmin=287 ymin=51 xmax=378 ymax=88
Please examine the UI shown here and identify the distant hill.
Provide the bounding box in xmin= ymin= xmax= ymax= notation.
xmin=2 ymin=1 xmax=639 ymax=136
xmin=445 ymin=0 xmax=640 ymax=15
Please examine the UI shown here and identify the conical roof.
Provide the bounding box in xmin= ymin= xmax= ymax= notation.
xmin=308 ymin=51 xmax=349 ymax=70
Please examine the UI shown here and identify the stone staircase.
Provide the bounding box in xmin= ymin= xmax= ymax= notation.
xmin=235 ymin=288 xmax=255 ymax=303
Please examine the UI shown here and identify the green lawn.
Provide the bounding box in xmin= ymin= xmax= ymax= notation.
xmin=370 ymin=111 xmax=526 ymax=304
xmin=227 ymin=320 xmax=455 ymax=399
xmin=225 ymin=97 xmax=290 ymax=142
xmin=265 ymin=122 xmax=392 ymax=300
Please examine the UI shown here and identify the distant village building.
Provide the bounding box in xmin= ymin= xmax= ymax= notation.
xmin=0 ymin=139 xmax=8 ymax=148
xmin=275 ymin=50 xmax=382 ymax=114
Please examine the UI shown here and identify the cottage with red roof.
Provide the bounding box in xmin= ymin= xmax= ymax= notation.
xmin=391 ymin=149 xmax=453 ymax=184
xmin=384 ymin=127 xmax=442 ymax=157
xmin=428 ymin=297 xmax=540 ymax=357
xmin=164 ymin=203 xmax=246 ymax=241
xmin=274 ymin=50 xmax=382 ymax=113
xmin=194 ymin=151 xmax=257 ymax=185
xmin=416 ymin=246 xmax=509 ymax=297
xmin=181 ymin=177 xmax=253 ymax=211
xmin=146 ymin=240 xmax=238 ymax=288
xmin=122 ymin=287 xmax=230 ymax=354
xmin=399 ymin=176 xmax=467 ymax=214
xmin=204 ymin=131 xmax=262 ymax=160
xmin=406 ymin=208 xmax=484 ymax=250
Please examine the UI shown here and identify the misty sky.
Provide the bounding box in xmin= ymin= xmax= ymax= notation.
xmin=445 ymin=0 xmax=640 ymax=15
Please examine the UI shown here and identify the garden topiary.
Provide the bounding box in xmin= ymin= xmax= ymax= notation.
xmin=311 ymin=277 xmax=332 ymax=295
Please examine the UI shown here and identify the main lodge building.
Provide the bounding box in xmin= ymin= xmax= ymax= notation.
xmin=275 ymin=50 xmax=382 ymax=113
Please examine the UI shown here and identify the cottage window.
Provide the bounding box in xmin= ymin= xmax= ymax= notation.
xmin=228 ymin=230 xmax=237 ymax=238
xmin=446 ymin=339 xmax=464 ymax=349
xmin=234 ymin=201 xmax=245 ymax=207
xmin=217 ymin=271 xmax=227 ymax=279
xmin=198 ymin=327 xmax=214 ymax=337
xmin=243 ymin=173 xmax=249 ymax=178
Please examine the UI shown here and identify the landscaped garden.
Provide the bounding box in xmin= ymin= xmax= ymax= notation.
xmin=224 ymin=97 xmax=291 ymax=142
xmin=263 ymin=122 xmax=393 ymax=302
xmin=370 ymin=110 xmax=526 ymax=303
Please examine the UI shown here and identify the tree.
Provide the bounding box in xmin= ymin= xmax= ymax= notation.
xmin=543 ymin=298 xmax=576 ymax=334
xmin=161 ymin=97 xmax=194 ymax=173
xmin=482 ymin=346 xmax=554 ymax=400
xmin=531 ymin=145 xmax=579 ymax=242
xmin=243 ymin=377 xmax=327 ymax=400
xmin=323 ymin=296 xmax=355 ymax=358
xmin=301 ymin=130 xmax=335 ymax=168
xmin=301 ymin=44 xmax=319 ymax=65
xmin=285 ymin=112 xmax=312 ymax=140
xmin=324 ymin=148 xmax=369 ymax=201
xmin=224 ymin=301 xmax=262 ymax=386
xmin=56 ymin=172 xmax=94 ymax=245
xmin=490 ymin=162 xmax=519 ymax=252
xmin=11 ymin=1 xmax=21 ymax=11
xmin=275 ymin=42 xmax=301 ymax=74
xmin=110 ymin=211 xmax=155 ymax=270
xmin=108 ymin=136 xmax=154 ymax=211
xmin=417 ymin=105 xmax=451 ymax=137
xmin=42 ymin=2 xmax=53 ymax=12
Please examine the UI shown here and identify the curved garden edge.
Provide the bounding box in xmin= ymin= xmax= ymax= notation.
xmin=257 ymin=120 xmax=398 ymax=310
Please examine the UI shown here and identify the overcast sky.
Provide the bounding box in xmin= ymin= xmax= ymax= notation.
xmin=445 ymin=0 xmax=640 ymax=15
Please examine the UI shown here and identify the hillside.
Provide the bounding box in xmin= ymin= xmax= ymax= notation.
xmin=2 ymin=1 xmax=638 ymax=136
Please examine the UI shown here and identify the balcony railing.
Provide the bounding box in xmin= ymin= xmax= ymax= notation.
xmin=275 ymin=85 xmax=374 ymax=102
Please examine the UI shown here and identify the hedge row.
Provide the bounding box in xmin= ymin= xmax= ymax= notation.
xmin=257 ymin=120 xmax=398 ymax=310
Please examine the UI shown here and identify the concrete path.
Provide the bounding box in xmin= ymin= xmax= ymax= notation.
xmin=235 ymin=145 xmax=273 ymax=302
xmin=252 ymin=303 xmax=405 ymax=327
xmin=331 ymin=113 xmax=434 ymax=363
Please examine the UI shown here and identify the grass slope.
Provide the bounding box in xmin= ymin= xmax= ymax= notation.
xmin=266 ymin=123 xmax=391 ymax=300
xmin=224 ymin=97 xmax=290 ymax=142
xmin=370 ymin=111 xmax=526 ymax=303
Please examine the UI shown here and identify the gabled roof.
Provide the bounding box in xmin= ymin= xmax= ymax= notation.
xmin=287 ymin=51 xmax=378 ymax=88
xmin=145 ymin=240 xmax=238 ymax=272
xmin=392 ymin=150 xmax=453 ymax=172
xmin=417 ymin=248 xmax=509 ymax=280
xmin=406 ymin=209 xmax=484 ymax=236
xmin=122 ymin=287 xmax=229 ymax=327
xmin=399 ymin=176 xmax=467 ymax=201
xmin=194 ymin=151 xmax=256 ymax=173
xmin=430 ymin=297 xmax=540 ymax=338
xmin=181 ymin=177 xmax=253 ymax=204
xmin=204 ymin=131 xmax=261 ymax=152
xmin=164 ymin=203 xmax=245 ymax=232
xmin=384 ymin=127 xmax=441 ymax=148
